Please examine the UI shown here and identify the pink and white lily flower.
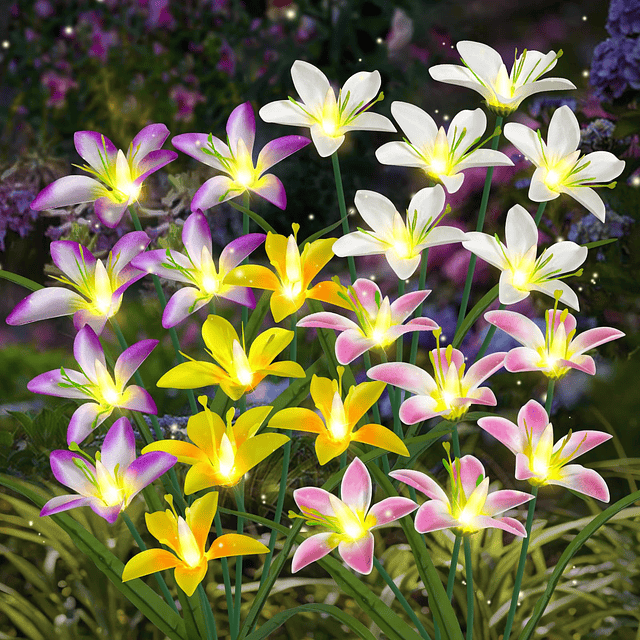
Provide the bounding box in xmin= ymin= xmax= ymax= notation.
xmin=31 ymin=125 xmax=178 ymax=227
xmin=40 ymin=417 xmax=176 ymax=524
xmin=477 ymin=400 xmax=612 ymax=501
xmin=391 ymin=455 xmax=534 ymax=536
xmin=297 ymin=278 xmax=439 ymax=364
xmin=485 ymin=308 xmax=625 ymax=379
xmin=376 ymin=104 xmax=513 ymax=193
xmin=462 ymin=204 xmax=587 ymax=310
xmin=368 ymin=340 xmax=505 ymax=423
xmin=291 ymin=457 xmax=417 ymax=574
xmin=259 ymin=60 xmax=395 ymax=158
xmin=27 ymin=325 xmax=158 ymax=445
xmin=504 ymin=106 xmax=625 ymax=221
xmin=172 ymin=102 xmax=310 ymax=211
xmin=131 ymin=210 xmax=264 ymax=327
xmin=7 ymin=232 xmax=150 ymax=335
xmin=332 ymin=185 xmax=466 ymax=279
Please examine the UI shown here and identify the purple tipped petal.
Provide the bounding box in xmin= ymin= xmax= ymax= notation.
xmin=293 ymin=487 xmax=335 ymax=518
xmin=570 ymin=327 xmax=625 ymax=356
xmin=341 ymin=458 xmax=371 ymax=515
xmin=192 ymin=175 xmax=237 ymax=211
xmin=119 ymin=386 xmax=157 ymax=414
xmin=50 ymin=241 xmax=97 ymax=281
xmin=484 ymin=310 xmax=544 ymax=349
xmin=72 ymin=307 xmax=109 ymax=335
xmin=483 ymin=489 xmax=534 ymax=516
xmin=389 ymin=469 xmax=449 ymax=503
xmin=130 ymin=123 xmax=170 ymax=161
xmin=74 ymin=325 xmax=106 ymax=383
xmin=367 ymin=362 xmax=436 ymax=395
xmin=227 ymin=102 xmax=256 ymax=155
xmin=40 ymin=495 xmax=93 ymax=518
xmin=455 ymin=456 xmax=485 ymax=499
xmin=291 ymin=532 xmax=338 ymax=573
xmin=172 ymin=132 xmax=231 ymax=171
xmin=31 ymin=175 xmax=104 ymax=211
xmin=251 ymin=173 xmax=286 ymax=209
xmin=554 ymin=430 xmax=612 ymax=463
xmin=504 ymin=347 xmax=541 ymax=373
xmin=67 ymin=403 xmax=110 ymax=445
xmin=414 ymin=500 xmax=459 ymax=534
xmin=130 ymin=249 xmax=193 ymax=283
xmin=50 ymin=450 xmax=97 ymax=494
xmin=517 ymin=400 xmax=549 ymax=440
xmin=219 ymin=233 xmax=266 ymax=273
xmin=114 ymin=339 xmax=158 ymax=388
xmin=257 ymin=135 xmax=310 ymax=172
xmin=6 ymin=288 xmax=84 ymax=326
xmin=182 ymin=210 xmax=212 ymax=262
xmin=399 ymin=395 xmax=440 ymax=424
xmin=389 ymin=290 xmax=431 ymax=323
xmin=339 ymin=533 xmax=374 ymax=575
xmin=94 ymin=196 xmax=128 ymax=228
xmin=218 ymin=286 xmax=255 ymax=308
xmin=89 ymin=502 xmax=122 ymax=524
xmin=477 ymin=416 xmax=522 ymax=455
xmin=125 ymin=451 xmax=177 ymax=497
xmin=463 ymin=352 xmax=506 ymax=390
xmin=297 ymin=312 xmax=359 ymax=332
xmin=74 ymin=131 xmax=117 ymax=174
xmin=134 ymin=149 xmax=178 ymax=183
xmin=163 ymin=287 xmax=206 ymax=328
xmin=473 ymin=515 xmax=527 ymax=537
xmin=28 ymin=368 xmax=90 ymax=400
xmin=100 ymin=417 xmax=136 ymax=474
xmin=368 ymin=497 xmax=418 ymax=529
xmin=335 ymin=331 xmax=374 ymax=365
xmin=553 ymin=465 xmax=610 ymax=502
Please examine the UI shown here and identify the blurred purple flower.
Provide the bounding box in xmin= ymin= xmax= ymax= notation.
xmin=607 ymin=0 xmax=640 ymax=36
xmin=89 ymin=27 xmax=118 ymax=62
xmin=146 ymin=0 xmax=175 ymax=30
xmin=216 ymin=40 xmax=236 ymax=76
xmin=296 ymin=16 xmax=317 ymax=42
xmin=34 ymin=0 xmax=53 ymax=18
xmin=170 ymin=85 xmax=206 ymax=122
xmin=590 ymin=36 xmax=640 ymax=100
xmin=41 ymin=71 xmax=78 ymax=108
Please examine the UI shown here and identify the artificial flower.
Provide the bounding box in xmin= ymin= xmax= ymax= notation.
xmin=143 ymin=398 xmax=289 ymax=492
xmin=7 ymin=232 xmax=150 ymax=334
xmin=31 ymin=125 xmax=178 ymax=227
xmin=28 ymin=326 xmax=157 ymax=445
xmin=131 ymin=210 xmax=264 ymax=327
xmin=332 ymin=185 xmax=466 ymax=279
xmin=172 ymin=102 xmax=309 ymax=211
xmin=122 ymin=492 xmax=269 ymax=596
xmin=225 ymin=224 xmax=348 ymax=323
xmin=429 ymin=41 xmax=576 ymax=116
xmin=40 ymin=417 xmax=176 ymax=523
xmin=504 ymin=106 xmax=625 ymax=221
xmin=157 ymin=315 xmax=304 ymax=400
xmin=376 ymin=104 xmax=513 ymax=193
xmin=485 ymin=307 xmax=624 ymax=379
xmin=291 ymin=457 xmax=417 ymax=574
xmin=391 ymin=454 xmax=534 ymax=536
xmin=297 ymin=278 xmax=438 ymax=364
xmin=462 ymin=204 xmax=587 ymax=309
xmin=259 ymin=60 xmax=395 ymax=157
xmin=477 ymin=400 xmax=612 ymax=501
xmin=368 ymin=337 xmax=505 ymax=423
xmin=268 ymin=372 xmax=409 ymax=465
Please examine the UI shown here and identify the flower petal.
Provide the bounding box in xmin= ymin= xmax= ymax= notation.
xmin=517 ymin=400 xmax=549 ymax=441
xmin=553 ymin=430 xmax=612 ymax=463
xmin=343 ymin=112 xmax=395 ymax=133
xmin=315 ymin=432 xmax=349 ymax=465
xmin=341 ymin=70 xmax=382 ymax=114
xmin=115 ymin=339 xmax=158 ymax=388
xmin=40 ymin=495 xmax=93 ymax=518
xmin=192 ymin=175 xmax=238 ymax=211
xmin=376 ymin=141 xmax=423 ymax=168
xmin=49 ymin=450 xmax=96 ymax=495
xmin=570 ymin=327 xmax=625 ymax=356
xmin=94 ymin=197 xmax=129 ymax=228
xmin=338 ymin=533 xmax=374 ymax=575
xmin=560 ymin=186 xmax=606 ymax=221
xmin=335 ymin=331 xmax=374 ymax=365
xmin=578 ymin=151 xmax=625 ymax=183
xmin=125 ymin=451 xmax=177 ymax=497
xmin=291 ymin=532 xmax=338 ymax=573
xmin=341 ymin=458 xmax=371 ymax=515
xmin=257 ymin=135 xmax=310 ymax=172
xmin=130 ymin=123 xmax=170 ymax=159
xmin=309 ymin=125 xmax=345 ymax=157
xmin=6 ymin=287 xmax=84 ymax=326
xmin=472 ymin=515 xmax=527 ymax=537
xmin=119 ymin=386 xmax=157 ymax=414
xmin=172 ymin=133 xmax=231 ymax=171
xmin=414 ymin=500 xmax=459 ymax=534
xmin=552 ymin=464 xmax=610 ymax=502
xmin=163 ymin=287 xmax=207 ymax=328
xmin=269 ymin=408 xmax=325 ymax=434
xmin=227 ymin=102 xmax=255 ymax=156
xmin=234 ymin=433 xmax=289 ymax=478
xmin=134 ymin=149 xmax=177 ymax=183
xmin=429 ymin=64 xmax=492 ymax=101
xmin=31 ymin=175 xmax=104 ymax=211
xmin=294 ymin=486 xmax=336 ymax=517
xmin=455 ymin=455 xmax=485 ymax=499
xmin=251 ymin=173 xmax=286 ymax=209
xmin=503 ymin=122 xmax=545 ymax=166
xmin=27 ymin=368 xmax=89 ymax=400
xmin=399 ymin=395 xmax=441 ymax=424
xmin=182 ymin=210 xmax=212 ymax=262
xmin=351 ymin=423 xmax=409 ymax=456
xmin=174 ymin=562 xmax=208 ymax=597
xmin=462 ymin=232 xmax=505 ymax=270
xmin=368 ymin=496 xmax=418 ymax=530
xmin=456 ymin=41 xmax=503 ymax=84
xmin=100 ymin=417 xmax=136 ymax=474
xmin=386 ymin=252 xmax=422 ymax=280
xmin=390 ymin=101 xmax=438 ymax=149
xmin=74 ymin=131 xmax=117 ymax=174
xmin=483 ymin=489 xmax=534 ymax=516
xmin=547 ymin=106 xmax=579 ymax=160
xmin=122 ymin=549 xmax=181 ymax=582
xmin=298 ymin=312 xmax=359 ymax=332
xmin=531 ymin=280 xmax=579 ymax=311
xmin=463 ymin=351 xmax=505 ymax=390
xmin=484 ymin=310 xmax=544 ymax=349
xmin=291 ymin=60 xmax=331 ymax=108
xmin=207 ymin=532 xmax=269 ymax=560
xmin=389 ymin=469 xmax=449 ymax=503
xmin=259 ymin=100 xmax=313 ymax=127
xmin=332 ymin=231 xmax=384 ymax=257
xmin=456 ymin=149 xmax=513 ymax=171
xmin=67 ymin=403 xmax=110 ymax=445
xmin=476 ymin=416 xmax=523 ymax=455
xmin=389 ymin=290 xmax=431 ymax=323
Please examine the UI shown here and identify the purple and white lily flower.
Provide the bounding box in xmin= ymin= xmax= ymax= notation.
xmin=291 ymin=457 xmax=417 ymax=575
xmin=391 ymin=455 xmax=534 ymax=537
xmin=477 ymin=400 xmax=612 ymax=501
xmin=131 ymin=210 xmax=264 ymax=327
xmin=297 ymin=278 xmax=439 ymax=364
xmin=7 ymin=232 xmax=150 ymax=335
xmin=40 ymin=417 xmax=176 ymax=524
xmin=172 ymin=102 xmax=310 ymax=211
xmin=485 ymin=307 xmax=624 ymax=379
xmin=27 ymin=325 xmax=158 ymax=445
xmin=31 ymin=124 xmax=178 ymax=228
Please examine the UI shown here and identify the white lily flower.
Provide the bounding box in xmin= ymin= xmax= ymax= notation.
xmin=332 ymin=185 xmax=466 ymax=280
xmin=462 ymin=204 xmax=587 ymax=310
xmin=504 ymin=106 xmax=625 ymax=222
xmin=259 ymin=60 xmax=395 ymax=157
xmin=429 ymin=41 xmax=576 ymax=116
xmin=376 ymin=103 xmax=513 ymax=193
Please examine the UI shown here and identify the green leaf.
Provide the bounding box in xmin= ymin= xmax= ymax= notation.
xmin=228 ymin=201 xmax=276 ymax=234
xmin=583 ymin=237 xmax=618 ymax=250
xmin=0 ymin=269 xmax=43 ymax=291
xmin=517 ymin=488 xmax=640 ymax=640
xmin=300 ymin=216 xmax=348 ymax=247
xmin=268 ymin=358 xmax=321 ymax=414
xmin=452 ymin=285 xmax=499 ymax=348
xmin=0 ymin=473 xmax=188 ymax=640
xmin=244 ymin=603 xmax=377 ymax=640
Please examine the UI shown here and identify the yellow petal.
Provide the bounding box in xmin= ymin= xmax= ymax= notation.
xmin=225 ymin=264 xmax=280 ymax=291
xmin=206 ymin=533 xmax=269 ymax=560
xmin=315 ymin=432 xmax=349 ymax=465
xmin=261 ymin=361 xmax=306 ymax=379
xmin=234 ymin=433 xmax=290 ymax=478
xmin=233 ymin=405 xmax=273 ymax=443
xmin=268 ymin=407 xmax=325 ymax=433
xmin=174 ymin=560 xmax=208 ymax=597
xmin=265 ymin=232 xmax=289 ymax=282
xmin=270 ymin=289 xmax=305 ymax=323
xmin=345 ymin=381 xmax=386 ymax=426
xmin=351 ymin=423 xmax=409 ymax=457
xmin=248 ymin=327 xmax=293 ymax=369
xmin=186 ymin=491 xmax=218 ymax=551
xmin=157 ymin=361 xmax=227 ymax=389
xmin=218 ymin=378 xmax=246 ymax=402
xmin=310 ymin=375 xmax=338 ymax=422
xmin=201 ymin=315 xmax=238 ymax=371
xmin=187 ymin=406 xmax=226 ymax=456
xmin=306 ymin=280 xmax=352 ymax=310
xmin=185 ymin=463 xmax=223 ymax=494
xmin=301 ymin=238 xmax=335 ymax=286
xmin=141 ymin=440 xmax=207 ymax=466
xmin=122 ymin=549 xmax=180 ymax=582
xmin=145 ymin=510 xmax=180 ymax=553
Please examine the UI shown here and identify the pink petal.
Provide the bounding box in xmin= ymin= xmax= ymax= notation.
xmin=125 ymin=451 xmax=177 ymax=497
xmin=74 ymin=325 xmax=106 ymax=383
xmin=74 ymin=131 xmax=117 ymax=174
xmin=341 ymin=458 xmax=371 ymax=515
xmin=430 ymin=347 xmax=465 ymax=377
xmin=414 ymin=500 xmax=459 ymax=534
xmin=293 ymin=487 xmax=336 ymax=518
xmin=31 ymin=175 xmax=103 ymax=211
xmin=67 ymin=403 xmax=110 ymax=445
xmin=40 ymin=495 xmax=92 ymax=518
xmin=477 ymin=416 xmax=523 ymax=455
xmin=368 ymin=497 xmax=418 ymax=529
xmin=454 ymin=455 xmax=485 ymax=499
xmin=172 ymin=133 xmax=231 ymax=171
xmin=100 ymin=417 xmax=136 ymax=474
xmin=6 ymin=288 xmax=84 ymax=326
xmin=553 ymin=430 xmax=612 ymax=463
xmin=552 ymin=464 xmax=610 ymax=502
xmin=367 ymin=362 xmax=436 ymax=395
xmin=114 ymin=339 xmax=158 ymax=388
xmin=50 ymin=241 xmax=97 ymax=281
xmin=514 ymin=452 xmax=537 ymax=482
xmin=89 ymin=502 xmax=122 ymax=524
xmin=473 ymin=515 xmax=527 ymax=537
xmin=72 ymin=307 xmax=109 ymax=335
xmin=504 ymin=347 xmax=541 ymax=373
xmin=389 ymin=290 xmax=431 ymax=323
xmin=517 ymin=400 xmax=550 ymax=441
xmin=219 ymin=233 xmax=266 ymax=273
xmin=251 ymin=173 xmax=286 ymax=209
xmin=389 ymin=469 xmax=449 ymax=503
xmin=463 ymin=351 xmax=506 ymax=390
xmin=483 ymin=489 xmax=534 ymax=516
xmin=559 ymin=356 xmax=596 ymax=375
xmin=163 ymin=287 xmax=206 ymax=328
xmin=297 ymin=312 xmax=360 ymax=332
xmin=129 ymin=124 xmax=170 ymax=161
xmin=570 ymin=327 xmax=625 ymax=356
xmin=118 ymin=386 xmax=157 ymax=414
xmin=227 ymin=102 xmax=255 ymax=155
xmin=27 ymin=369 xmax=90 ymax=400
xmin=462 ymin=386 xmax=497 ymax=406
xmin=335 ymin=331 xmax=374 ymax=365
xmin=192 ymin=175 xmax=237 ymax=211
xmin=49 ymin=450 xmax=96 ymax=494
xmin=484 ymin=310 xmax=544 ymax=349
xmin=338 ymin=533 xmax=375 ymax=575
xmin=94 ymin=196 xmax=128 ymax=228
xmin=546 ymin=308 xmax=577 ymax=336
xmin=134 ymin=149 xmax=178 ymax=183
xmin=257 ymin=135 xmax=310 ymax=172
xmin=351 ymin=279 xmax=382 ymax=316
xmin=291 ymin=532 xmax=338 ymax=573
xmin=182 ymin=210 xmax=212 ymax=261
xmin=399 ymin=395 xmax=441 ymax=424
xmin=384 ymin=319 xmax=438 ymax=341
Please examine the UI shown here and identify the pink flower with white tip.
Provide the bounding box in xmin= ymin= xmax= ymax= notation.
xmin=485 ymin=307 xmax=625 ymax=379
xmin=297 ymin=278 xmax=439 ymax=364
xmin=391 ymin=454 xmax=534 ymax=537
xmin=477 ymin=400 xmax=612 ymax=501
xmin=291 ymin=457 xmax=417 ymax=575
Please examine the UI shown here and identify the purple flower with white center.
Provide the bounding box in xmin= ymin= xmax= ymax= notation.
xmin=7 ymin=232 xmax=150 ymax=335
xmin=172 ymin=102 xmax=310 ymax=212
xmin=391 ymin=455 xmax=534 ymax=537
xmin=40 ymin=417 xmax=176 ymax=524
xmin=291 ymin=457 xmax=417 ymax=575
xmin=30 ymin=125 xmax=178 ymax=228
xmin=297 ymin=278 xmax=439 ymax=364
xmin=27 ymin=326 xmax=158 ymax=445
xmin=131 ymin=210 xmax=264 ymax=327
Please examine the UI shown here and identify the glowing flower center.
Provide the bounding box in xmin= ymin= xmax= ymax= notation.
xmin=94 ymin=293 xmax=113 ymax=315
xmin=178 ymin=518 xmax=202 ymax=568
xmin=442 ymin=390 xmax=456 ymax=407
xmin=338 ymin=510 xmax=367 ymax=541
xmin=532 ymin=455 xmax=549 ymax=477
xmin=101 ymin=385 xmax=122 ymax=406
xmin=100 ymin=474 xmax=124 ymax=507
xmin=283 ymin=279 xmax=303 ymax=300
xmin=545 ymin=169 xmax=562 ymax=189
xmin=322 ymin=118 xmax=337 ymax=136
xmin=371 ymin=329 xmax=386 ymax=345
xmin=201 ymin=274 xmax=219 ymax=295
xmin=392 ymin=236 xmax=412 ymax=259
xmin=430 ymin=157 xmax=449 ymax=175
xmin=235 ymin=169 xmax=254 ymax=188
xmin=237 ymin=365 xmax=254 ymax=387
xmin=457 ymin=507 xmax=475 ymax=527
xmin=494 ymin=66 xmax=514 ymax=98
xmin=118 ymin=181 xmax=141 ymax=200
xmin=329 ymin=419 xmax=348 ymax=442
xmin=217 ymin=434 xmax=236 ymax=479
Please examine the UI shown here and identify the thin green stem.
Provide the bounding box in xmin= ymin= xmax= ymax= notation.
xmin=198 ymin=584 xmax=218 ymax=640
xmin=214 ymin=511 xmax=234 ymax=622
xmin=545 ymin=378 xmax=556 ymax=415
xmin=446 ymin=536 xmax=462 ymax=601
xmin=122 ymin=512 xmax=179 ymax=614
xmin=232 ymin=483 xmax=245 ymax=639
xmin=534 ymin=201 xmax=547 ymax=227
xmin=464 ymin=537 xmax=474 ymax=640
xmin=331 ymin=152 xmax=357 ymax=283
xmin=473 ymin=303 xmax=506 ymax=363
xmin=379 ymin=350 xmax=402 ymax=438
xmin=502 ymin=485 xmax=538 ymax=640
xmin=373 ymin=557 xmax=432 ymax=640
xmin=451 ymin=423 xmax=461 ymax=459
xmin=456 ymin=116 xmax=503 ymax=327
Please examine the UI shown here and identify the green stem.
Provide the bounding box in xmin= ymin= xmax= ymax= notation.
xmin=456 ymin=116 xmax=503 ymax=327
xmin=214 ymin=510 xmax=234 ymax=622
xmin=198 ymin=584 xmax=217 ymax=640
xmin=232 ymin=482 xmax=245 ymax=639
xmin=502 ymin=485 xmax=538 ymax=640
xmin=534 ymin=201 xmax=547 ymax=227
xmin=331 ymin=151 xmax=357 ymax=283
xmin=473 ymin=303 xmax=505 ymax=362
xmin=463 ymin=537 xmax=473 ymax=640
xmin=373 ymin=557 xmax=432 ymax=640
xmin=122 ymin=512 xmax=179 ymax=614
xmin=437 ymin=531 xmax=462 ymax=640
xmin=227 ymin=199 xmax=276 ymax=234
xmin=545 ymin=378 xmax=555 ymax=415
xmin=451 ymin=423 xmax=461 ymax=459
xmin=379 ymin=350 xmax=402 ymax=438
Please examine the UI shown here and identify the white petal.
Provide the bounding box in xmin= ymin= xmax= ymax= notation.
xmin=505 ymin=204 xmax=537 ymax=257
xmin=291 ymin=60 xmax=331 ymax=110
xmin=310 ymin=124 xmax=344 ymax=157
xmin=428 ymin=64 xmax=492 ymax=101
xmin=456 ymin=149 xmax=513 ymax=171
xmin=515 ymin=78 xmax=577 ymax=102
xmin=547 ymin=106 xmax=580 ymax=160
xmin=259 ymin=100 xmax=313 ymax=127
xmin=332 ymin=231 xmax=384 ymax=257
xmin=532 ymin=280 xmax=580 ymax=310
xmin=354 ymin=190 xmax=397 ymax=237
xmin=342 ymin=111 xmax=395 ymax=133
xmin=539 ymin=241 xmax=587 ymax=275
xmin=456 ymin=41 xmax=503 ymax=83
xmin=408 ymin=185 xmax=446 ymax=229
xmin=499 ymin=271 xmax=530 ymax=306
xmin=529 ymin=168 xmax=560 ymax=202
xmin=578 ymin=151 xmax=625 ymax=183
xmin=560 ymin=186 xmax=606 ymax=221
xmin=340 ymin=70 xmax=381 ymax=114
xmin=386 ymin=252 xmax=421 ymax=279
xmin=390 ymin=101 xmax=438 ymax=149
xmin=376 ymin=141 xmax=424 ymax=168
xmin=503 ymin=122 xmax=544 ymax=166
xmin=439 ymin=173 xmax=465 ymax=193
xmin=462 ymin=232 xmax=506 ymax=270
xmin=446 ymin=108 xmax=486 ymax=157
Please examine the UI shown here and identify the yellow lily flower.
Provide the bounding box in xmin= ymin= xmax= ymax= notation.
xmin=121 ymin=492 xmax=268 ymax=596
xmin=157 ymin=315 xmax=304 ymax=400
xmin=225 ymin=224 xmax=349 ymax=323
xmin=268 ymin=372 xmax=409 ymax=465
xmin=143 ymin=397 xmax=289 ymax=492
